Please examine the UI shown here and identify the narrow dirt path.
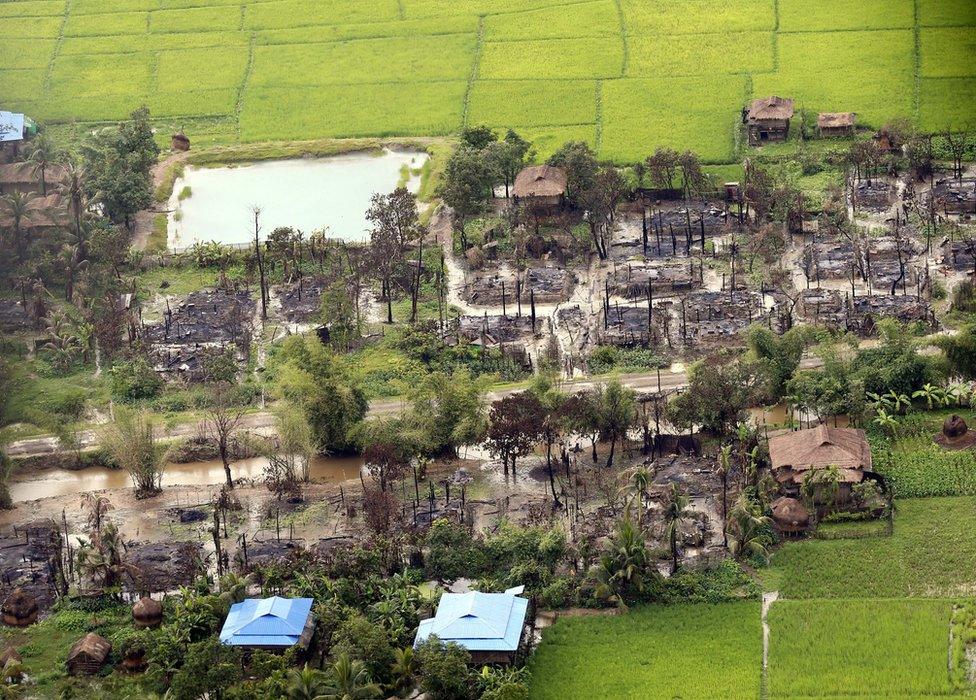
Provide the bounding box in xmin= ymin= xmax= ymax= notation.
xmin=131 ymin=149 xmax=190 ymax=251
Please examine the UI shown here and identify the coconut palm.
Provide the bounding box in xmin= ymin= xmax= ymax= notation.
xmin=317 ymin=653 xmax=381 ymax=700
xmin=43 ymin=309 xmax=81 ymax=372
xmin=390 ymin=647 xmax=416 ymax=693
xmin=57 ymin=162 xmax=87 ymax=243
xmin=285 ymin=664 xmax=328 ymax=700
xmin=61 ymin=243 xmax=88 ymax=303
xmin=24 ymin=134 xmax=57 ymax=195
xmin=618 ymin=465 xmax=651 ymax=514
xmin=218 ymin=572 xmax=254 ymax=604
xmin=662 ymin=482 xmax=691 ymax=575
xmin=1 ymin=191 xmax=37 ymax=260
xmin=717 ymin=445 xmax=732 ymax=547
xmin=726 ymin=495 xmax=772 ymax=563
xmin=593 ymin=507 xmax=651 ymax=609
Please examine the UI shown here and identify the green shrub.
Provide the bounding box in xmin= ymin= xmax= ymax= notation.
xmin=108 ymin=356 xmax=163 ymax=402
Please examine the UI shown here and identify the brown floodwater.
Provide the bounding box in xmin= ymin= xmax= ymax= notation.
xmin=10 ymin=455 xmax=363 ymax=503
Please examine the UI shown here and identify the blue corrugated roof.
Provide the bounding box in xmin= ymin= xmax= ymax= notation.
xmin=219 ymin=596 xmax=313 ymax=647
xmin=414 ymin=592 xmax=528 ymax=652
xmin=0 ymin=112 xmax=24 ymax=143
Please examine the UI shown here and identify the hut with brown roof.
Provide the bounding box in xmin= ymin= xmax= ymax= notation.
xmin=67 ymin=633 xmax=111 ymax=676
xmin=132 ymin=596 xmax=163 ymax=629
xmin=770 ymin=496 xmax=811 ymax=536
xmin=171 ymin=130 xmax=190 ymax=152
xmin=513 ymin=165 xmax=567 ymax=207
xmin=744 ymin=96 xmax=794 ymax=145
xmin=1 ymin=589 xmax=37 ymax=627
xmin=817 ymin=112 xmax=856 ymax=138
xmin=0 ymin=161 xmax=68 ymax=196
xmin=769 ymin=424 xmax=871 ymax=497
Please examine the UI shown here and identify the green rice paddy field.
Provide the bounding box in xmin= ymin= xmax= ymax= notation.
xmin=1 ymin=0 xmax=974 ymax=161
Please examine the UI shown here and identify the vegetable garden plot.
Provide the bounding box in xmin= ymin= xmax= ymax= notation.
xmin=149 ymin=6 xmax=241 ymax=34
xmin=920 ymin=77 xmax=976 ymax=129
xmin=777 ymin=0 xmax=915 ymax=32
xmin=627 ymin=31 xmax=774 ymax=77
xmin=621 ymin=0 xmax=776 ymax=35
xmin=243 ymin=0 xmax=399 ymax=30
xmin=156 ymin=47 xmax=248 ymax=91
xmin=483 ymin=0 xmax=621 ymax=41
xmin=64 ymin=10 xmax=149 ymax=37
xmin=0 ymin=1 xmax=65 ymax=18
xmin=752 ymin=30 xmax=914 ymax=127
xmin=467 ymin=80 xmax=598 ymax=128
xmin=767 ymin=599 xmax=954 ymax=698
xmin=248 ymin=35 xmax=476 ymax=87
xmin=528 ymin=602 xmax=761 ymax=700
xmin=239 ymin=81 xmax=467 ymax=141
xmin=479 ymin=38 xmax=624 ymax=80
xmin=0 ymin=38 xmax=56 ymax=69
xmin=769 ymin=497 xmax=976 ymax=599
xmin=920 ymin=27 xmax=976 ymax=78
xmin=600 ymin=76 xmax=745 ymax=163
xmin=919 ymin=0 xmax=976 ymax=26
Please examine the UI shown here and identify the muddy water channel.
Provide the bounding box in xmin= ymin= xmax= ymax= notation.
xmin=168 ymin=148 xmax=427 ymax=249
xmin=11 ymin=455 xmax=364 ymax=503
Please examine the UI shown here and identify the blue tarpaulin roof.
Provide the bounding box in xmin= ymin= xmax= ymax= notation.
xmin=219 ymin=596 xmax=314 ymax=647
xmin=0 ymin=112 xmax=24 ymax=143
xmin=414 ymin=591 xmax=528 ymax=652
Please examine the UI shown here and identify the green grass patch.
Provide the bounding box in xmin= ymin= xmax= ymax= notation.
xmin=244 ymin=0 xmax=399 ymax=30
xmin=156 ymin=46 xmax=248 ymax=90
xmin=919 ymin=0 xmax=976 ymax=26
xmin=479 ymin=38 xmax=624 ymax=80
xmin=0 ymin=0 xmax=65 ymax=18
xmin=627 ymin=31 xmax=774 ymax=77
xmin=768 ymin=496 xmax=976 ymax=598
xmin=601 ymin=76 xmax=744 ymax=162
xmin=468 ymin=80 xmax=597 ymax=127
xmin=767 ymin=599 xmax=954 ymax=698
xmin=777 ymin=0 xmax=915 ymax=31
xmin=752 ymin=30 xmax=914 ymax=128
xmin=484 ymin=1 xmax=621 ymax=40
xmin=920 ymin=77 xmax=976 ymax=130
xmin=64 ymin=10 xmax=149 ymax=37
xmin=0 ymin=14 xmax=63 ymax=38
xmin=254 ymin=15 xmax=479 ymax=44
xmin=622 ymin=0 xmax=776 ymax=34
xmin=0 ymin=69 xmax=47 ymax=101
xmin=528 ymin=602 xmax=761 ymax=700
xmin=0 ymin=38 xmax=56 ymax=69
xmin=150 ymin=5 xmax=240 ymax=33
xmin=920 ymin=27 xmax=976 ymax=78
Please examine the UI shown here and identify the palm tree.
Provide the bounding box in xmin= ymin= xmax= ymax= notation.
xmin=24 ymin=134 xmax=57 ymax=195
xmin=717 ymin=445 xmax=732 ymax=548
xmin=390 ymin=647 xmax=416 ymax=693
xmin=58 ymin=162 xmax=87 ymax=245
xmin=618 ymin=465 xmax=651 ymax=514
xmin=1 ymin=191 xmax=37 ymax=260
xmin=318 ymin=653 xmax=381 ymax=700
xmin=218 ymin=572 xmax=255 ymax=604
xmin=43 ymin=309 xmax=81 ymax=372
xmin=662 ymin=482 xmax=691 ymax=575
xmin=81 ymin=493 xmax=112 ymax=534
xmin=593 ymin=507 xmax=651 ymax=609
xmin=285 ymin=664 xmax=328 ymax=700
xmin=726 ymin=495 xmax=772 ymax=563
xmin=61 ymin=243 xmax=88 ymax=302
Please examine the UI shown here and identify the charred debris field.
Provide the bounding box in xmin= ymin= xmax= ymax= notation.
xmin=1 ymin=0 xmax=975 ymax=159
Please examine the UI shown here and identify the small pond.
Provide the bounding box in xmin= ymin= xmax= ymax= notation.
xmin=167 ymin=148 xmax=428 ymax=249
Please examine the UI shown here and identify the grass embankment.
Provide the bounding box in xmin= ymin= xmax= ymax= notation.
xmin=528 ymin=602 xmax=761 ymax=700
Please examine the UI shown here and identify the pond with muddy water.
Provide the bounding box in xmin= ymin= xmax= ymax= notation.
xmin=167 ymin=148 xmax=428 ymax=249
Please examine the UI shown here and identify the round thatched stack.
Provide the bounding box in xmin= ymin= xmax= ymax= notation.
xmin=171 ymin=130 xmax=190 ymax=152
xmin=0 ymin=646 xmax=21 ymax=668
xmin=770 ymin=496 xmax=811 ymax=535
xmin=1 ymin=589 xmax=38 ymax=627
xmin=132 ymin=596 xmax=163 ymax=629
xmin=66 ymin=633 xmax=111 ymax=676
xmin=935 ymin=415 xmax=976 ymax=450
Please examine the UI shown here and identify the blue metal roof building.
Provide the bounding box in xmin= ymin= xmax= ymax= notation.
xmin=219 ymin=597 xmax=315 ymax=650
xmin=0 ymin=112 xmax=25 ymax=144
xmin=414 ymin=590 xmax=529 ymax=663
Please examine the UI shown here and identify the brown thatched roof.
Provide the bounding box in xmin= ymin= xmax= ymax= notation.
xmin=0 ymin=193 xmax=70 ymax=230
xmin=1 ymin=589 xmax=37 ymax=626
xmin=818 ymin=112 xmax=856 ymax=128
xmin=935 ymin=414 xmax=976 ymax=450
xmin=747 ymin=96 xmax=794 ymax=121
xmin=0 ymin=646 xmax=21 ymax=667
xmin=0 ymin=162 xmax=68 ymax=186
xmin=770 ymin=497 xmax=810 ymax=528
xmin=769 ymin=425 xmax=872 ymax=473
xmin=513 ymin=165 xmax=567 ymax=198
xmin=132 ymin=596 xmax=163 ymax=627
xmin=67 ymin=633 xmax=111 ymax=667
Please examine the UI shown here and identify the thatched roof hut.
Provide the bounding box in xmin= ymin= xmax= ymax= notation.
xmin=747 ymin=96 xmax=795 ymax=122
xmin=0 ymin=646 xmax=21 ymax=668
xmin=1 ymin=589 xmax=38 ymax=627
xmin=817 ymin=112 xmax=856 ymax=137
xmin=770 ymin=497 xmax=811 ymax=534
xmin=513 ymin=165 xmax=567 ymax=203
xmin=67 ymin=633 xmax=111 ymax=676
xmin=769 ymin=425 xmax=871 ymax=487
xmin=132 ymin=596 xmax=163 ymax=628
xmin=934 ymin=414 xmax=976 ymax=450
xmin=171 ymin=131 xmax=190 ymax=152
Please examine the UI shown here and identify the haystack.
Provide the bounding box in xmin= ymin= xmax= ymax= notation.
xmin=1 ymin=589 xmax=37 ymax=627
xmin=934 ymin=415 xmax=976 ymax=450
xmin=66 ymin=633 xmax=111 ymax=676
xmin=770 ymin=497 xmax=810 ymax=534
xmin=132 ymin=596 xmax=163 ymax=628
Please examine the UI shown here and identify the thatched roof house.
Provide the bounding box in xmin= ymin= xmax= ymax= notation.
xmin=0 ymin=161 xmax=68 ymax=195
xmin=513 ymin=165 xmax=567 ymax=205
xmin=0 ymin=192 xmax=70 ymax=231
xmin=817 ymin=112 xmax=856 ymax=137
xmin=770 ymin=496 xmax=811 ymax=535
xmin=132 ymin=596 xmax=163 ymax=628
xmin=745 ymin=96 xmax=794 ymax=145
xmin=769 ymin=425 xmax=871 ymax=488
xmin=67 ymin=633 xmax=111 ymax=676
xmin=1 ymin=589 xmax=38 ymax=627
